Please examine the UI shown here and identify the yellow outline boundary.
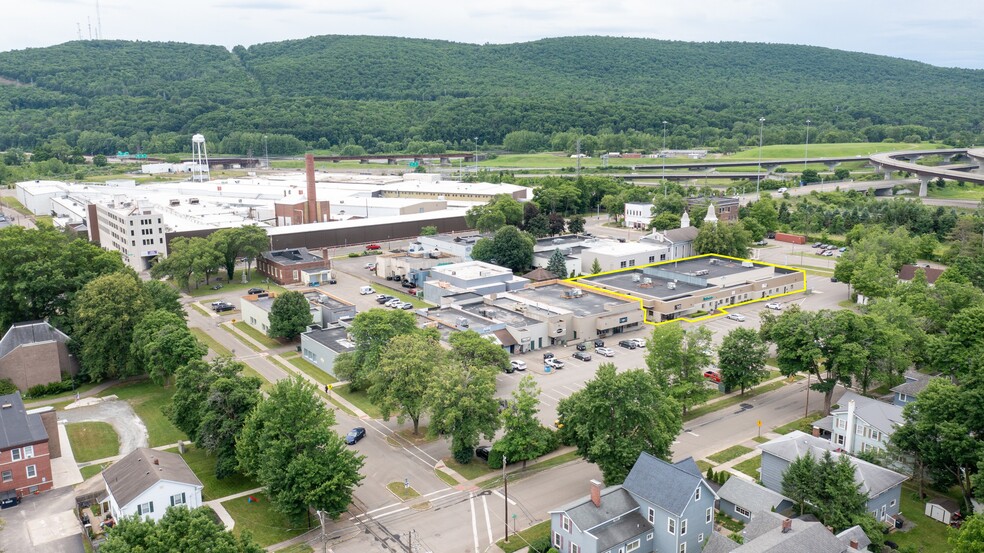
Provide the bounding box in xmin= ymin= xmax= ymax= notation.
xmin=562 ymin=253 xmax=807 ymax=327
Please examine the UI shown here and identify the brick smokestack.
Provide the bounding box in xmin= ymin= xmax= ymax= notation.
xmin=590 ymin=479 xmax=602 ymax=507
xmin=305 ymin=154 xmax=317 ymax=224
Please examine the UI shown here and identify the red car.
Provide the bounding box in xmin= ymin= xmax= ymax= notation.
xmin=365 ymin=244 xmax=381 ymax=250
xmin=703 ymin=370 xmax=722 ymax=383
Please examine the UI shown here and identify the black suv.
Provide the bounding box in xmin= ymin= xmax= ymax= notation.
xmin=576 ymin=342 xmax=587 ymax=351
xmin=594 ymin=339 xmax=605 ymax=347
xmin=618 ymin=339 xmax=637 ymax=349
xmin=247 ymin=288 xmax=265 ymax=294
xmin=475 ymin=445 xmax=491 ymax=462
xmin=573 ymin=351 xmax=592 ymax=362
xmin=213 ymin=302 xmax=235 ymax=312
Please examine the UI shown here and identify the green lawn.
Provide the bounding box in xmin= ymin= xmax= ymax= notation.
xmin=728 ymin=142 xmax=940 ymax=160
xmin=445 ymin=457 xmax=494 ymax=481
xmin=176 ymin=445 xmax=260 ymax=501
xmin=696 ymin=459 xmax=715 ymax=473
xmin=221 ymin=324 xmax=261 ymax=352
xmin=0 ymin=196 xmax=34 ymax=216
xmin=233 ymin=321 xmax=281 ymax=349
xmin=926 ymin=182 xmax=984 ymax=200
xmin=222 ymin=493 xmax=312 ymax=547
xmin=186 ymin=271 xmax=286 ymax=299
xmin=386 ymin=482 xmax=421 ymax=501
xmin=478 ymin=451 xmax=582 ymax=489
xmin=732 ymin=456 xmax=762 ymax=480
xmin=435 ymin=469 xmax=459 ymax=486
xmin=497 ymin=520 xmax=551 ymax=553
xmin=332 ymin=384 xmax=382 ymax=418
xmin=66 ymin=422 xmax=119 ymax=463
xmin=190 ymin=327 xmax=234 ymax=357
xmin=102 ymin=380 xmax=188 ymax=447
xmin=772 ymin=413 xmax=824 ymax=435
xmin=890 ymin=484 xmax=953 ymax=553
xmin=22 ymin=380 xmax=103 ymax=407
xmin=707 ymin=445 xmax=754 ymax=464
xmin=80 ymin=463 xmax=109 ymax=481
xmin=189 ymin=302 xmax=211 ymax=317
xmin=752 ymin=436 xmax=770 ymax=444
xmin=287 ymin=355 xmax=338 ymax=386
xmin=276 ymin=545 xmax=313 ymax=553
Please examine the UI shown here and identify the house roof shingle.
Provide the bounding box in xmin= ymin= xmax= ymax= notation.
xmin=898 ymin=264 xmax=944 ymax=284
xmin=552 ymin=486 xmax=639 ymax=532
xmin=702 ymin=532 xmax=741 ymax=553
xmin=836 ymin=525 xmax=872 ymax=550
xmin=593 ymin=511 xmax=651 ymax=551
xmin=0 ymin=321 xmax=71 ymax=359
xmin=623 ymin=452 xmax=705 ymax=517
xmin=717 ymin=477 xmax=793 ymax=514
xmin=103 ymin=448 xmax=203 ymax=508
xmin=831 ymin=391 xmax=904 ymax=435
xmin=735 ymin=511 xmax=849 ymax=553
xmin=890 ymin=370 xmax=933 ymax=397
xmin=0 ymin=392 xmax=48 ymax=449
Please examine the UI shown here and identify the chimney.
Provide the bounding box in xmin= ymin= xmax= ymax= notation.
xmin=812 ymin=426 xmax=820 ymax=438
xmin=153 ymin=457 xmax=159 ymax=466
xmin=781 ymin=518 xmax=791 ymax=533
xmin=850 ymin=539 xmax=859 ymax=549
xmin=844 ymin=399 xmax=856 ymax=453
xmin=590 ymin=479 xmax=602 ymax=507
xmin=305 ymin=153 xmax=317 ymax=224
xmin=322 ymin=247 xmax=330 ymax=269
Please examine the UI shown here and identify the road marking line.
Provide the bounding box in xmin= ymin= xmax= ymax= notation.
xmin=423 ymin=490 xmax=462 ymax=503
xmin=482 ymin=494 xmax=494 ymax=545
xmin=470 ymin=495 xmax=480 ymax=553
xmin=686 ymin=431 xmax=700 ymax=437
xmin=561 ymin=385 xmax=581 ymax=393
xmin=423 ymin=487 xmax=457 ymax=498
xmin=491 ymin=489 xmax=516 ymax=506
xmin=349 ymin=505 xmax=409 ymax=522
xmin=540 ymin=392 xmax=564 ymax=403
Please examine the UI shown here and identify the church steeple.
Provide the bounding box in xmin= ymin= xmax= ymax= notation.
xmin=704 ymin=202 xmax=718 ymax=225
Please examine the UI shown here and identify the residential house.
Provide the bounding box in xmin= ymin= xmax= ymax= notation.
xmin=549 ymin=452 xmax=716 ymax=553
xmin=897 ymin=264 xmax=944 ymax=285
xmin=812 ymin=391 xmax=903 ymax=455
xmin=0 ymin=392 xmax=54 ymax=502
xmin=0 ymin=321 xmax=79 ymax=392
xmin=101 ymin=448 xmax=203 ymax=523
xmin=640 ymin=211 xmax=699 ymax=260
xmin=715 ymin=477 xmax=794 ymax=522
xmin=759 ymin=431 xmax=908 ymax=522
xmin=702 ymin=512 xmax=867 ymax=553
xmin=890 ymin=370 xmax=932 ymax=407
xmin=625 ymin=202 xmax=653 ymax=229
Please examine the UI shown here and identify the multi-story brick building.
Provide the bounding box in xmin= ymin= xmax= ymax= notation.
xmin=0 ymin=392 xmax=54 ymax=502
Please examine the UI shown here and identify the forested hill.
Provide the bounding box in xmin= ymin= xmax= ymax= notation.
xmin=1 ymin=35 xmax=982 ymax=153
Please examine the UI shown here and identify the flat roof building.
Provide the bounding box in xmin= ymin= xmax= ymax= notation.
xmin=300 ymin=325 xmax=356 ymax=379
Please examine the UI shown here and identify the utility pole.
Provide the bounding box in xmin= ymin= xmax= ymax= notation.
xmin=263 ymin=135 xmax=269 ymax=169
xmin=503 ymin=455 xmax=509 ymax=544
xmin=316 ymin=510 xmax=329 ymax=553
xmin=757 ymin=117 xmax=766 ymax=195
xmin=474 ymin=137 xmax=479 ymax=176
xmin=662 ymin=121 xmax=668 ymax=197
xmin=576 ymin=139 xmax=581 ymax=177
xmin=803 ymin=119 xmax=811 ymax=173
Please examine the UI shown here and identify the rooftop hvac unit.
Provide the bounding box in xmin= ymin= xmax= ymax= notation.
xmin=695 ymin=269 xmax=709 ymax=276
xmin=667 ymin=282 xmax=676 ymax=290
xmin=632 ymin=274 xmax=642 ymax=282
xmin=457 ymin=317 xmax=470 ymax=328
xmin=741 ymin=261 xmax=754 ymax=268
xmin=515 ymin=304 xmax=527 ymax=312
xmin=643 ymin=278 xmax=653 ymax=285
xmin=571 ymin=288 xmax=583 ymax=297
xmin=708 ymin=258 xmax=717 ymax=265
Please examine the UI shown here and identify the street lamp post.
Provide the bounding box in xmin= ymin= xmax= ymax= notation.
xmin=474 ymin=137 xmax=479 ymax=176
xmin=756 ymin=117 xmax=766 ymax=195
xmin=263 ymin=135 xmax=268 ymax=169
xmin=803 ymin=119 xmax=811 ymax=173
xmin=661 ymin=121 xmax=668 ymax=197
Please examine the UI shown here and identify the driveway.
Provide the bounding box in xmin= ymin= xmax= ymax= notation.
xmin=61 ymin=399 xmax=148 ymax=458
xmin=1 ymin=487 xmax=84 ymax=553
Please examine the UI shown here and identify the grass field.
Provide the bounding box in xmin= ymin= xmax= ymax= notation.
xmin=103 ymin=380 xmax=188 ymax=447
xmin=497 ymin=520 xmax=551 ymax=553
xmin=222 ymin=493 xmax=312 ymax=547
xmin=285 ymin=355 xmax=338 ymax=386
xmin=0 ymin=196 xmax=33 ymax=216
xmin=926 ymin=181 xmax=984 ymax=200
xmin=444 ymin=457 xmax=494 ymax=481
xmin=478 ymin=451 xmax=581 ymax=489
xmin=176 ymin=445 xmax=259 ymax=501
xmin=732 ymin=456 xmax=762 ymax=480
xmin=276 ymin=545 xmax=313 ymax=553
xmin=889 ymin=484 xmax=954 ymax=553
xmin=233 ymin=321 xmax=281 ymax=349
xmin=332 ymin=384 xmax=382 ymax=418
xmin=80 ymin=463 xmax=109 ymax=481
xmin=186 ymin=271 xmax=285 ymax=299
xmin=222 ymin=324 xmax=262 ymax=352
xmin=66 ymin=422 xmax=120 ymax=463
xmin=708 ymin=445 xmax=754 ymax=464
xmin=696 ymin=459 xmax=714 ymax=473
xmin=434 ymin=469 xmax=459 ymax=486
xmin=729 ymin=142 xmax=941 ymax=160
xmin=190 ymin=327 xmax=233 ymax=356
xmin=386 ymin=482 xmax=421 ymax=501
xmin=772 ymin=413 xmax=824 ymax=435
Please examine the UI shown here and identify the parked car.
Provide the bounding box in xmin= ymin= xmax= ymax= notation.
xmin=345 ymin=427 xmax=366 ymax=445
xmin=475 ymin=445 xmax=491 ymax=462
xmin=576 ymin=342 xmax=587 ymax=351
xmin=400 ymin=302 xmax=414 ymax=310
xmin=703 ymin=370 xmax=722 ymax=383
xmin=327 ymin=278 xmax=337 ymax=285
xmin=376 ymin=294 xmax=394 ymax=303
xmin=401 ymin=280 xmax=414 ymax=288
xmin=767 ymin=232 xmax=776 ymax=239
xmin=812 ymin=242 xmax=823 ymax=248
xmin=385 ymin=299 xmax=402 ymax=308
xmin=210 ymin=284 xmax=223 ymax=290
xmin=543 ymin=352 xmax=555 ymax=360
xmin=510 ymin=360 xmax=527 ymax=372
xmin=630 ymin=338 xmax=647 ymax=348
xmin=831 ymin=277 xmax=839 ymax=283
xmin=755 ymin=240 xmax=768 ymax=246
xmin=776 ymin=187 xmax=788 ymax=193
xmin=247 ymin=288 xmax=265 ymax=294
xmin=618 ymin=339 xmax=637 ymax=349
xmin=359 ymin=286 xmax=375 ymax=295
xmin=839 ymin=247 xmax=847 ymax=252
xmin=364 ymin=262 xmax=376 ymax=269
xmin=213 ymin=302 xmax=235 ymax=312
xmin=573 ymin=351 xmax=592 ymax=362
xmin=502 ymin=363 xmax=515 ymax=374
xmin=594 ymin=339 xmax=605 ymax=347
xmin=365 ymin=244 xmax=382 ymax=250
xmin=595 ymin=347 xmax=615 ymax=357
xmin=545 ymin=358 xmax=565 ymax=369
xmin=765 ymin=302 xmax=783 ymax=310
xmin=726 ymin=313 xmax=746 ymax=322
xmin=821 ymin=250 xmax=834 ymax=256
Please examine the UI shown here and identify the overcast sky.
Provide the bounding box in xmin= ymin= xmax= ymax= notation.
xmin=2 ymin=0 xmax=982 ymax=69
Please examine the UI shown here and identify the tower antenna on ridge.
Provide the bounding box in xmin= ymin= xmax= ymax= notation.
xmin=87 ymin=18 xmax=92 ymax=40
xmin=77 ymin=23 xmax=83 ymax=40
xmin=95 ymin=0 xmax=103 ymax=39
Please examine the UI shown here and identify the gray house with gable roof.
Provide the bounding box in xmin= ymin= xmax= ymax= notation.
xmin=549 ymin=452 xmax=715 ymax=553
xmin=716 ymin=477 xmax=795 ymax=522
xmin=812 ymin=391 xmax=903 ymax=455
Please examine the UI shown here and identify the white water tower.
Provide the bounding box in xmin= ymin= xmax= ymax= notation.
xmin=191 ymin=134 xmax=210 ymax=182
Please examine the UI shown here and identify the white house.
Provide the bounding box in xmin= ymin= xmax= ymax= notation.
xmin=101 ymin=448 xmax=203 ymax=523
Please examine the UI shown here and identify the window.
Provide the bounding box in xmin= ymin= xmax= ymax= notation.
xmin=553 ymin=532 xmax=563 ymax=548
xmin=835 ymin=434 xmax=845 ymax=446
xmin=626 ymin=539 xmax=640 ymax=553
xmin=890 ymin=500 xmax=896 ymax=507
xmin=706 ymin=507 xmax=712 ymax=523
xmin=138 ymin=502 xmax=154 ymax=515
xmin=170 ymin=493 xmax=186 ymax=506
xmin=24 ymin=445 xmax=33 ymax=458
xmin=679 ymin=544 xmax=687 ymax=553
xmin=646 ymin=533 xmax=654 ymax=540
xmin=26 ymin=465 xmax=36 ymax=478
xmin=562 ymin=515 xmax=571 ymax=532
xmin=698 ymin=533 xmax=704 ymax=543
xmin=570 ymin=543 xmax=580 ymax=553
xmin=1 ymin=470 xmax=11 ymax=482
xmin=667 ymin=518 xmax=676 ymax=534
xmin=836 ymin=419 xmax=847 ymax=430
xmin=735 ymin=505 xmax=751 ymax=518
xmin=648 ymin=507 xmax=655 ymax=523
xmin=695 ymin=487 xmax=701 ymax=501
xmin=11 ymin=448 xmax=21 ymax=461
xmin=649 ymin=256 xmax=655 ymax=263
xmin=899 ymin=393 xmax=909 ymax=402
xmin=680 ymin=519 xmax=687 ymax=536
xmin=856 ymin=424 xmax=864 ymax=435
xmin=620 ymin=261 xmax=627 ymax=268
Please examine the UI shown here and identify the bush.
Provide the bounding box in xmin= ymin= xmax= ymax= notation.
xmin=527 ymin=535 xmax=554 ymax=553
xmin=26 ymin=378 xmax=77 ymax=398
xmin=0 ymin=378 xmax=17 ymax=395
xmin=347 ymin=252 xmax=360 ymax=258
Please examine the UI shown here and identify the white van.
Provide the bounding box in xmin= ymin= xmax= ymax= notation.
xmin=777 ymin=187 xmax=788 ymax=193
xmin=359 ymin=286 xmax=375 ymax=295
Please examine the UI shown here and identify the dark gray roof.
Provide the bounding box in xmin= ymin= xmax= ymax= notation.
xmin=736 ymin=512 xmax=848 ymax=553
xmin=890 ymin=371 xmax=932 ymax=397
xmin=0 ymin=392 xmax=48 ymax=449
xmin=703 ymin=532 xmax=741 ymax=553
xmin=812 ymin=415 xmax=834 ymax=433
xmin=653 ymin=226 xmax=699 ymax=243
xmin=0 ymin=321 xmax=71 ymax=359
xmin=831 ymin=391 xmax=903 ymax=435
xmin=593 ymin=511 xmax=651 ymax=551
xmin=103 ymin=448 xmax=202 ymax=508
xmin=302 ymin=326 xmax=355 ymax=353
xmin=717 ymin=477 xmax=792 ymax=514
xmin=552 ymin=486 xmax=639 ymax=532
xmin=623 ymin=452 xmax=705 ymax=517
xmin=836 ymin=525 xmax=871 ymax=550
xmin=261 ymin=247 xmax=323 ymax=266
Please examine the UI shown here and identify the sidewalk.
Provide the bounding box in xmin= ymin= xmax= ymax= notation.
xmin=221 ymin=320 xmax=268 ymax=351
xmin=270 ymin=353 xmax=370 ymax=419
xmin=76 ymin=441 xmax=187 ymax=468
xmin=23 ymin=376 xmax=145 ymax=409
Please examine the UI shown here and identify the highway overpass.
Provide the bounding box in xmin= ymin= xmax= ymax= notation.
xmin=869 ymin=148 xmax=983 ymax=195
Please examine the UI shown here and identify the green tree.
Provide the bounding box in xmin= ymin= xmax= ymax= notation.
xmin=645 ymin=324 xmax=714 ymax=415
xmin=167 ymin=359 xmax=214 ymax=441
xmin=547 ymin=213 xmax=566 ymax=235
xmin=449 ymin=330 xmax=510 ymax=373
xmin=130 ymin=309 xmax=206 ymax=385
xmin=547 ymin=249 xmax=567 ymax=278
xmin=470 ymin=225 xmax=534 ymax=274
xmin=143 ymin=280 xmax=184 ymax=318
xmin=368 ymin=332 xmax=443 ymax=435
xmin=99 ymin=507 xmax=263 ymax=553
xmin=335 ymin=309 xmax=417 ymax=391
xmin=420 ymin=225 xmax=438 ymax=236
xmin=73 ymin=272 xmax=151 ymax=381
xmin=951 ymin=514 xmax=984 ymax=553
xmin=557 ymin=364 xmax=681 ymax=484
xmin=718 ymin=327 xmax=768 ymax=394
xmin=591 ymin=258 xmax=603 ymax=274
xmin=502 ymin=130 xmax=548 ymax=153
xmin=237 ymin=377 xmax=365 ymax=521
xmin=834 ymin=167 xmax=850 ymax=180
xmin=782 ymin=451 xmax=868 ymax=531
xmin=782 ymin=450 xmax=817 ymax=516
xmin=210 ymin=226 xmax=269 ymax=281
xmin=929 ymin=306 xmax=984 ymax=379
xmin=197 ymin=363 xmax=262 ymax=479
xmin=746 ymin=194 xmax=779 ymax=232
xmin=428 ymin=360 xmax=500 ymax=464
xmin=567 ymin=215 xmax=585 ymax=234
xmin=524 ymin=213 xmax=550 ymax=238
xmin=491 ymin=375 xmax=556 ymax=469
xmin=851 ymin=255 xmax=898 ymax=300
xmin=92 ymin=154 xmax=108 ymax=167
xmin=693 ymin=221 xmax=752 ymax=257
xmin=267 ymin=291 xmax=312 ymax=340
